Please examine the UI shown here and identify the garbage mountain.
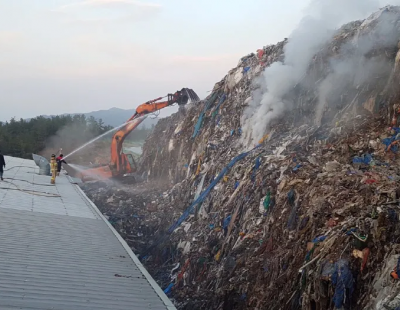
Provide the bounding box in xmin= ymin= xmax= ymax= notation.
xmin=82 ymin=6 xmax=400 ymax=309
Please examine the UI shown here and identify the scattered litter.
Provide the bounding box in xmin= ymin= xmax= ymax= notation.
xmin=80 ymin=7 xmax=400 ymax=310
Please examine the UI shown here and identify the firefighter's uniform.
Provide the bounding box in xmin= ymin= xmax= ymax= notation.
xmin=50 ymin=154 xmax=57 ymax=184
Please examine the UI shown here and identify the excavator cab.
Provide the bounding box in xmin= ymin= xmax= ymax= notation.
xmin=110 ymin=152 xmax=138 ymax=178
xmin=125 ymin=153 xmax=138 ymax=172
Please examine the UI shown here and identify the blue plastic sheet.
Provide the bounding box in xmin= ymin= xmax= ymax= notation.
xmin=208 ymin=143 xmax=218 ymax=150
xmin=299 ymin=216 xmax=309 ymax=231
xmin=345 ymin=228 xmax=358 ymax=235
xmin=382 ymin=127 xmax=400 ymax=153
xmin=192 ymin=92 xmax=219 ymax=138
xmin=223 ymin=215 xmax=231 ymax=230
xmin=215 ymin=115 xmax=221 ymax=125
xmin=321 ymin=260 xmax=335 ymax=279
xmin=163 ymin=283 xmax=174 ymax=294
xmin=167 ymin=149 xmax=253 ymax=234
xmin=251 ymin=157 xmax=261 ymax=182
xmin=352 ymin=153 xmax=373 ymax=165
xmin=234 ymin=181 xmax=240 ymax=189
xmin=192 ymin=114 xmax=205 ymax=139
xmin=136 ymin=145 xmax=262 ymax=258
xmin=212 ymin=94 xmax=227 ymax=120
xmin=388 ymin=208 xmax=398 ymax=223
xmin=287 ymin=202 xmax=298 ymax=231
xmin=312 ymin=235 xmax=327 ymax=243
xmin=331 ymin=259 xmax=354 ymax=308
xmin=293 ymin=164 xmax=302 ymax=171
xmin=287 ymin=189 xmax=295 ymax=205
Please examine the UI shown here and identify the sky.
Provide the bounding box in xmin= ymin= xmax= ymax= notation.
xmin=0 ymin=0 xmax=393 ymax=121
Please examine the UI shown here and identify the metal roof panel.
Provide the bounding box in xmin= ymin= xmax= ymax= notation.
xmin=0 ymin=156 xmax=175 ymax=310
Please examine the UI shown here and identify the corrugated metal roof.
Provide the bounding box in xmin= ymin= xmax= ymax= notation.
xmin=0 ymin=156 xmax=176 ymax=310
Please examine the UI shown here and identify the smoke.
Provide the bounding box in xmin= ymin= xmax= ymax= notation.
xmin=315 ymin=57 xmax=391 ymax=123
xmin=40 ymin=123 xmax=112 ymax=164
xmin=315 ymin=7 xmax=400 ymax=124
xmin=241 ymin=0 xmax=384 ymax=146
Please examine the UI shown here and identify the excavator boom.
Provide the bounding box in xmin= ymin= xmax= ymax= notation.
xmin=73 ymin=88 xmax=199 ymax=182
xmin=131 ymin=88 xmax=200 ymax=120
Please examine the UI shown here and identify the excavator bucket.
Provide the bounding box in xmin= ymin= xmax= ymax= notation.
xmin=180 ymin=88 xmax=200 ymax=105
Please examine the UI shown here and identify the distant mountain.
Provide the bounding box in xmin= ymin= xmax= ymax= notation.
xmin=27 ymin=107 xmax=159 ymax=129
xmin=82 ymin=107 xmax=159 ymax=129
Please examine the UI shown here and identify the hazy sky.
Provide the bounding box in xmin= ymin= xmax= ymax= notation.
xmin=0 ymin=0 xmax=393 ymax=121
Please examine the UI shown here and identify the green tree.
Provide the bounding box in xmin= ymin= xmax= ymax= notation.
xmin=0 ymin=114 xmax=118 ymax=159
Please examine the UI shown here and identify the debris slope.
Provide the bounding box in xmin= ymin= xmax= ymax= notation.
xmin=83 ymin=7 xmax=400 ymax=309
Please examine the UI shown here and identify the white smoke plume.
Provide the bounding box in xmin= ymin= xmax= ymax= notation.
xmin=241 ymin=0 xmax=385 ymax=147
xmin=315 ymin=7 xmax=400 ymax=124
xmin=315 ymin=55 xmax=393 ymax=125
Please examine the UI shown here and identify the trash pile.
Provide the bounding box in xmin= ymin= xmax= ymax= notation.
xmin=82 ymin=180 xmax=174 ymax=254
xmin=81 ymin=7 xmax=400 ymax=309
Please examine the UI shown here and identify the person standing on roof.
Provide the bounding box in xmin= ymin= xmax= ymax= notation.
xmin=0 ymin=150 xmax=5 ymax=181
xmin=56 ymin=154 xmax=67 ymax=176
xmin=50 ymin=154 xmax=57 ymax=184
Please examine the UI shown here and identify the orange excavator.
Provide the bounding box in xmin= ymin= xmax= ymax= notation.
xmin=73 ymin=88 xmax=199 ymax=182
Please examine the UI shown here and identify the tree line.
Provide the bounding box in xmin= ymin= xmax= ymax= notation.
xmin=0 ymin=115 xmax=153 ymax=159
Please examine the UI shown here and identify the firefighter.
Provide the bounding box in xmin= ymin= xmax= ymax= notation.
xmin=56 ymin=154 xmax=67 ymax=176
xmin=50 ymin=154 xmax=57 ymax=184
xmin=0 ymin=150 xmax=5 ymax=181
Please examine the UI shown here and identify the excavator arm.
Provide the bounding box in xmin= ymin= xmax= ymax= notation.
xmin=132 ymin=88 xmax=200 ymax=119
xmin=110 ymin=88 xmax=199 ymax=176
xmin=109 ymin=116 xmax=145 ymax=177
xmin=75 ymin=88 xmax=199 ymax=181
